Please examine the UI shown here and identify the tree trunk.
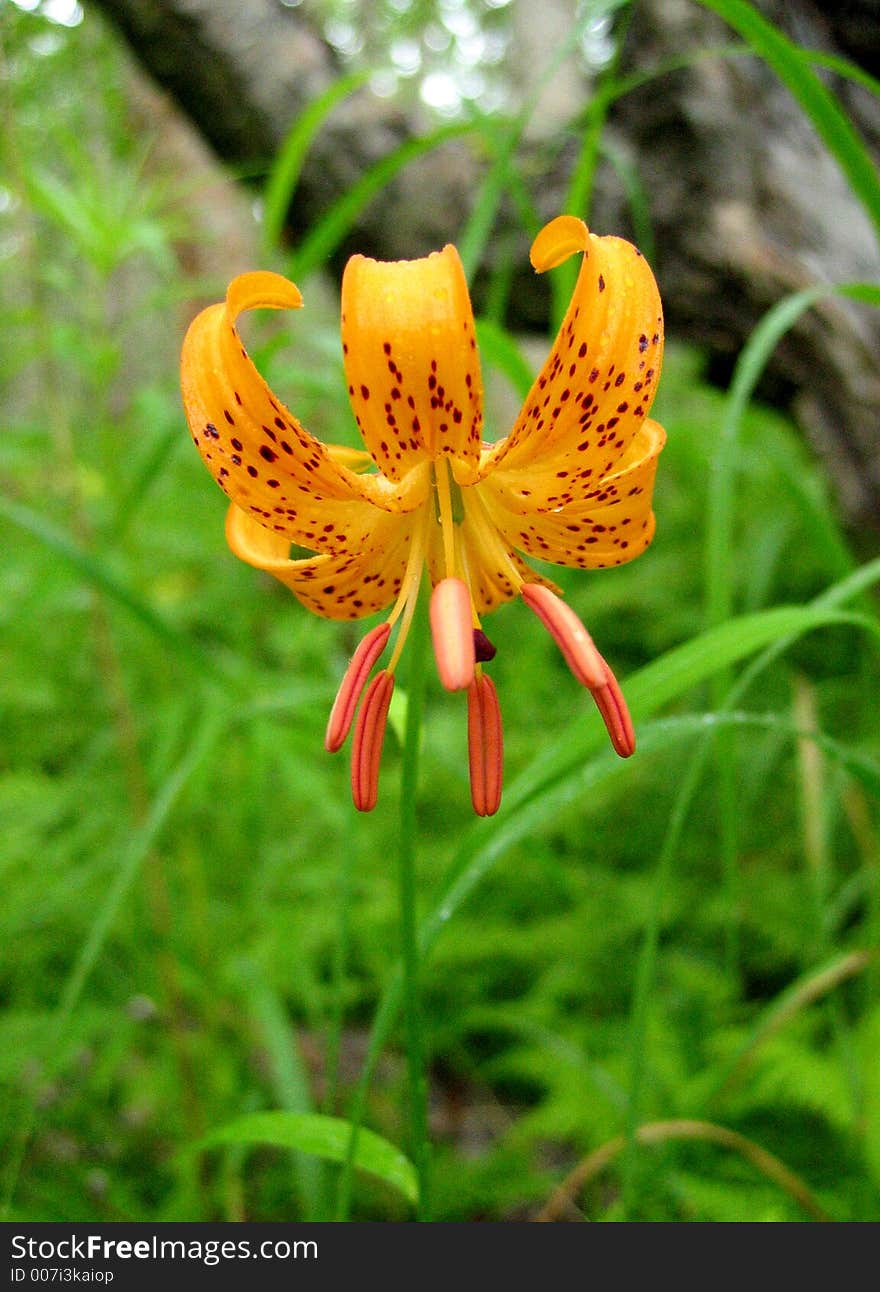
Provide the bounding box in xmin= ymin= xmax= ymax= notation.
xmin=91 ymin=0 xmax=880 ymax=526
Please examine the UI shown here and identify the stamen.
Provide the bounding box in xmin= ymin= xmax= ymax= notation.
xmin=325 ymin=622 xmax=391 ymax=753
xmin=430 ymin=577 xmax=476 ymax=691
xmin=592 ymin=659 xmax=636 ymax=757
xmin=350 ymin=669 xmax=395 ymax=811
xmin=463 ymin=485 xmax=526 ymax=596
xmin=520 ymin=583 xmax=605 ymax=689
xmin=435 ymin=459 xmax=457 ymax=579
xmin=386 ymin=502 xmax=432 ymax=674
xmin=521 ymin=584 xmax=636 ymax=757
xmin=467 ymin=674 xmax=503 ymax=816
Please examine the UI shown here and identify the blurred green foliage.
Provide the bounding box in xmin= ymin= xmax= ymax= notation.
xmin=1 ymin=0 xmax=880 ymax=1222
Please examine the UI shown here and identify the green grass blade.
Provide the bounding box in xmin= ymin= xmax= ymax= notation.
xmin=55 ymin=708 xmax=225 ymax=1027
xmin=197 ymin=1111 xmax=418 ymax=1207
xmin=290 ymin=123 xmax=475 ymax=280
xmin=516 ymin=606 xmax=876 ymax=809
xmin=806 ymin=49 xmax=880 ymax=100
xmin=475 ymin=318 xmax=535 ymax=401
xmin=599 ymin=136 xmax=656 ymax=266
xmin=240 ymin=968 xmax=323 ymax=1220
xmin=456 ymin=113 xmax=519 ymax=284
xmin=708 ymin=948 xmax=876 ymax=1101
xmin=1 ymin=707 xmax=225 ymax=1218
xmin=552 ymin=5 xmax=632 ymax=327
xmin=262 ymin=71 xmax=369 ymax=257
xmin=457 ymin=0 xmax=625 ymax=282
xmin=705 ymin=285 xmax=826 ymax=629
xmin=703 ymin=280 xmax=879 ymax=631
xmin=0 ymin=495 xmax=240 ymax=683
xmin=702 ymin=279 xmax=880 ymax=986
xmin=695 ymin=0 xmax=880 ymax=245
xmin=109 ymin=422 xmax=183 ymax=541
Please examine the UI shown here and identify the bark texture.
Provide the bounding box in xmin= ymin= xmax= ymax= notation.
xmin=92 ymin=0 xmax=880 ymax=524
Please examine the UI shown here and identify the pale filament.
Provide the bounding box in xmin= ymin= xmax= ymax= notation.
xmin=434 ymin=458 xmax=457 ymax=579
xmin=455 ymin=533 xmax=482 ymax=632
xmin=463 ymin=485 xmax=526 ymax=597
xmin=386 ymin=499 xmax=432 ymax=674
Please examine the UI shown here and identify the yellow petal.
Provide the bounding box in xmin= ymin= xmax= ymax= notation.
xmin=485 ymin=219 xmax=663 ymax=482
xmin=225 ymin=503 xmax=417 ymax=620
xmin=341 ymin=246 xmax=484 ymax=482
xmin=181 ymin=271 xmax=424 ymax=555
xmin=479 ymin=420 xmax=665 ymax=570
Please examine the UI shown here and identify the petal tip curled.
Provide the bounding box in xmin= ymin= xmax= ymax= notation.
xmin=530 ymin=215 xmax=590 ymax=273
xmin=225 ymin=270 xmax=303 ymax=318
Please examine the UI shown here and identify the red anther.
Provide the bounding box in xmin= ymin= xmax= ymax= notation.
xmin=520 ymin=583 xmax=605 ymax=689
xmin=325 ymin=622 xmax=391 ymax=752
xmin=430 ymin=577 xmax=476 ymax=691
xmin=467 ymin=673 xmax=503 ymax=817
xmin=591 ymin=659 xmax=636 ymax=757
xmin=350 ymin=669 xmax=395 ymax=812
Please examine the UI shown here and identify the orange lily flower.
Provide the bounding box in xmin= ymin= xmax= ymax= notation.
xmin=181 ymin=215 xmax=665 ymax=815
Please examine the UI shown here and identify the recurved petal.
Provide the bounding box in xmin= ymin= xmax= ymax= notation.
xmin=181 ymin=272 xmax=423 ymax=555
xmin=341 ymin=246 xmax=484 ymax=482
xmin=485 ymin=216 xmax=663 ymax=481
xmin=225 ymin=503 xmax=417 ymax=620
xmin=479 ymin=419 xmax=665 ymax=570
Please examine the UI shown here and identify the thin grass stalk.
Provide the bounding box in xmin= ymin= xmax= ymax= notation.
xmin=397 ymin=578 xmax=432 ymax=1218
xmin=337 ymin=581 xmax=432 ymax=1220
xmin=538 ymin=1118 xmax=829 ymax=1221
xmin=620 ymin=741 xmax=708 ymax=1212
xmin=618 ymin=571 xmax=880 ymax=1211
xmin=552 ymin=3 xmax=633 ymax=331
xmin=324 ymin=829 xmax=355 ymax=1121
xmin=793 ymin=678 xmax=865 ymax=1129
xmin=1 ymin=707 xmax=223 ymax=1217
xmin=702 ymin=283 xmax=880 ymax=983
xmin=703 ymin=287 xmax=847 ymax=983
xmin=709 ymin=948 xmax=875 ymax=1101
xmin=457 ymin=0 xmax=619 ymax=282
xmin=1 ymin=70 xmax=216 ymax=1207
xmin=694 ymin=0 xmax=880 ymax=246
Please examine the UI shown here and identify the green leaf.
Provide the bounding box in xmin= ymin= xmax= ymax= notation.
xmin=705 ymin=281 xmax=880 ymax=631
xmin=262 ymin=72 xmax=369 ymax=256
xmin=695 ymin=0 xmax=880 ymax=245
xmin=599 ymin=137 xmax=656 ymax=267
xmin=458 ymin=0 xmax=625 ymax=283
xmin=0 ymin=495 xmax=239 ymax=683
xmin=197 ymin=1111 xmax=418 ymax=1206
xmin=290 ymin=123 xmax=475 ymax=280
xmin=475 ymin=318 xmax=535 ymax=401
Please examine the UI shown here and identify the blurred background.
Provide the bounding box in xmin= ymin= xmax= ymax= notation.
xmin=2 ymin=0 xmax=880 ymax=1221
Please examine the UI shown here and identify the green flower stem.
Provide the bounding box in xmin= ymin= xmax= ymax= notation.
xmin=336 ymin=580 xmax=432 ymax=1220
xmin=397 ymin=576 xmax=432 ymax=1219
